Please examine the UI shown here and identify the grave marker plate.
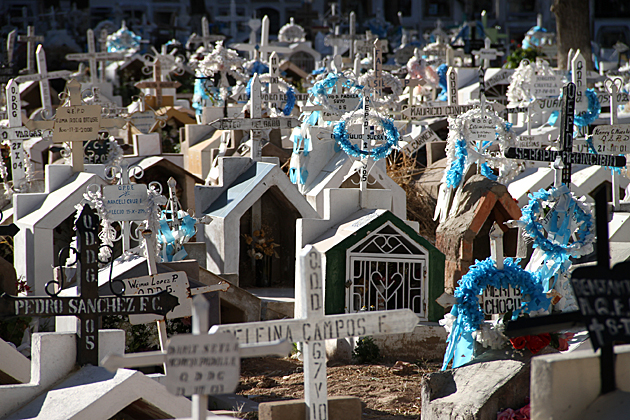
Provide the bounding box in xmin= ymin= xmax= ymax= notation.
xmin=402 ymin=127 xmax=441 ymax=156
xmin=482 ymin=285 xmax=522 ymax=315
xmin=165 ymin=333 xmax=240 ymax=397
xmin=321 ymin=94 xmax=362 ymax=121
xmin=466 ymin=115 xmax=495 ymax=142
xmin=102 ymin=184 xmax=148 ymax=221
xmin=54 ymin=104 xmax=102 ymax=142
xmin=532 ymin=74 xmax=561 ymax=98
xmin=208 ymin=117 xmax=301 ymax=131
xmin=590 ymin=124 xmax=630 ymax=154
xmin=129 ymin=111 xmax=159 ymax=134
xmin=124 ymin=272 xmax=193 ymax=324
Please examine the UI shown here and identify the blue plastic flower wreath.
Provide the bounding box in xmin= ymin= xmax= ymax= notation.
xmin=332 ymin=116 xmax=399 ymax=161
xmin=442 ymin=257 xmax=550 ymax=370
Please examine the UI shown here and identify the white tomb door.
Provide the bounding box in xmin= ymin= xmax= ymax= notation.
xmin=346 ymin=222 xmax=429 ymax=320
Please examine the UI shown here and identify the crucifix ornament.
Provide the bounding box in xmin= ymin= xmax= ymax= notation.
xmin=0 ymin=205 xmax=180 ymax=366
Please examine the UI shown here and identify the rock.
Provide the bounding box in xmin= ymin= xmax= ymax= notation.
xmin=421 ymin=349 xmax=535 ymax=420
xmin=391 ymin=361 xmax=416 ymax=376
xmin=325 ymin=338 xmax=352 ymax=365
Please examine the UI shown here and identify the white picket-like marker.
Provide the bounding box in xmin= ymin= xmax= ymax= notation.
xmin=1 ymin=80 xmax=28 ymax=187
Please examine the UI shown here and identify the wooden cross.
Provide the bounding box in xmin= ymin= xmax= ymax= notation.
xmin=14 ymin=45 xmax=72 ymax=115
xmin=211 ymin=246 xmax=418 ymax=420
xmin=268 ymin=51 xmax=281 ymax=111
xmin=570 ymin=50 xmax=587 ymax=113
xmin=24 ymin=79 xmax=127 ymax=173
xmin=214 ymin=0 xmax=250 ymax=40
xmin=17 ymin=26 xmax=44 ymax=75
xmin=505 ymin=82 xmax=626 ymax=187
xmin=1 ymin=79 xmax=30 ymax=189
xmin=66 ymin=29 xmax=127 ymax=85
xmin=101 ymin=295 xmax=291 ymax=420
xmin=505 ymin=187 xmax=627 ymax=395
xmin=134 ymin=60 xmax=181 ymax=108
xmin=0 ymin=205 xmax=180 ymax=366
xmin=447 ymin=67 xmax=458 ymax=106
xmin=208 ymin=73 xmax=300 ymax=161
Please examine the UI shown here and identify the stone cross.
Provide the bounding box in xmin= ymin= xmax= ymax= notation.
xmin=134 ymin=60 xmax=181 ymax=108
xmin=471 ymin=38 xmax=503 ymax=69
xmin=214 ymin=0 xmax=249 ymax=40
xmin=14 ymin=45 xmax=72 ymax=115
xmin=17 ymin=26 xmax=44 ymax=75
xmin=505 ymin=83 xmax=626 ymax=187
xmin=0 ymin=205 xmax=180 ymax=366
xmin=0 ymin=79 xmax=30 ymax=189
xmin=101 ymin=295 xmax=291 ymax=420
xmin=232 ymin=16 xmax=292 ymax=62
xmin=24 ymin=79 xmax=127 ymax=173
xmin=211 ymin=246 xmax=418 ymax=420
xmin=66 ymin=29 xmax=127 ymax=85
xmin=208 ymin=73 xmax=301 ymax=161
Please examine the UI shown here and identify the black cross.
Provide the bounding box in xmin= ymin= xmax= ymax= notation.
xmin=505 ymin=187 xmax=626 ymax=395
xmin=0 ymin=210 xmax=19 ymax=237
xmin=0 ymin=205 xmax=180 ymax=366
xmin=504 ymin=82 xmax=626 ymax=186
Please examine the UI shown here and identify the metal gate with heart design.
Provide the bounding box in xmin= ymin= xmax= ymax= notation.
xmin=346 ymin=222 xmax=429 ymax=320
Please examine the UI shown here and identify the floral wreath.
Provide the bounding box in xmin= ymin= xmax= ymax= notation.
xmin=512 ymin=185 xmax=594 ymax=291
xmin=358 ymin=69 xmax=403 ymax=111
xmin=507 ymin=58 xmax=557 ymax=106
xmin=441 ymin=257 xmax=550 ymax=370
xmin=442 ymin=104 xmax=513 ymax=189
xmin=308 ymin=72 xmax=364 ymax=118
xmin=247 ymin=73 xmax=296 ymax=116
xmin=332 ymin=104 xmax=400 ymax=161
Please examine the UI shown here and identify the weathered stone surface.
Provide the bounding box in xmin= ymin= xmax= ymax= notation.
xmin=372 ymin=323 xmax=447 ymax=361
xmin=258 ymin=396 xmax=362 ymax=420
xmin=325 ymin=338 xmax=352 ymax=364
xmin=421 ymin=354 xmax=530 ymax=420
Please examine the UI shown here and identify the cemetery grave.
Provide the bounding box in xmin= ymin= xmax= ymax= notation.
xmin=3 ymin=5 xmax=630 ymax=420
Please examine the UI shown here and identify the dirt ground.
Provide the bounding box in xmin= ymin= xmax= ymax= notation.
xmin=234 ymin=356 xmax=442 ymax=419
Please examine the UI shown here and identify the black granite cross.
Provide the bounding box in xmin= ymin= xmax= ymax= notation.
xmin=505 ymin=187 xmax=627 ymax=394
xmin=0 ymin=205 xmax=180 ymax=366
xmin=505 ymin=82 xmax=626 ymax=186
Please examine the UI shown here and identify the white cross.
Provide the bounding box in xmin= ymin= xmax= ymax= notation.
xmin=66 ymin=29 xmax=127 ymax=85
xmin=447 ymin=67 xmax=458 ymax=106
xmin=208 ymin=74 xmax=300 ymax=160
xmin=188 ymin=16 xmax=225 ymax=51
xmin=23 ymin=79 xmax=126 ymax=172
xmin=570 ymin=49 xmax=587 ymax=113
xmin=231 ymin=16 xmax=292 ymax=62
xmin=268 ymin=51 xmax=281 ymax=110
xmin=101 ymin=295 xmax=291 ymax=420
xmin=1 ymin=79 xmax=29 ymax=189
xmin=14 ymin=45 xmax=72 ymax=115
xmin=214 ymin=0 xmax=250 ymax=40
xmin=211 ymin=246 xmax=418 ymax=420
xmin=471 ymin=38 xmax=503 ymax=69
xmin=17 ymin=26 xmax=44 ymax=75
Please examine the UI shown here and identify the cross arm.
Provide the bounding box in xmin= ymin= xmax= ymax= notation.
xmin=101 ymin=339 xmax=292 ymax=372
